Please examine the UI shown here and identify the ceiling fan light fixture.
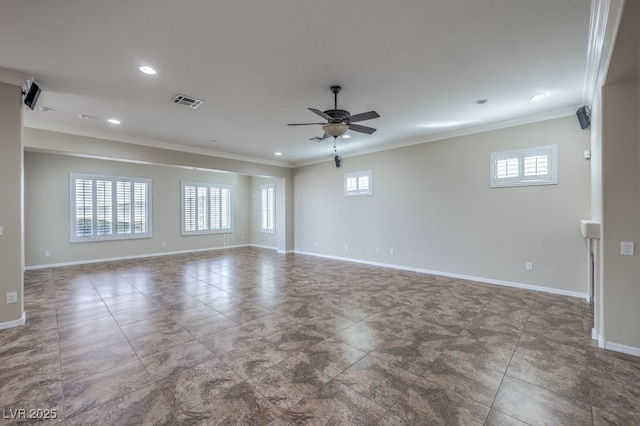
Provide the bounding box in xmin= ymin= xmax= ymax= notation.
xmin=322 ymin=122 xmax=348 ymax=138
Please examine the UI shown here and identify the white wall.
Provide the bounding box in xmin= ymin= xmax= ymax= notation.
xmin=294 ymin=116 xmax=591 ymax=295
xmin=24 ymin=151 xmax=252 ymax=267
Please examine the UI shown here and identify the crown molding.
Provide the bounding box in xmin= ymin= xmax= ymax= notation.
xmin=582 ymin=0 xmax=626 ymax=107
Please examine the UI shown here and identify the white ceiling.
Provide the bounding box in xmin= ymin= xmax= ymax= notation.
xmin=0 ymin=0 xmax=595 ymax=167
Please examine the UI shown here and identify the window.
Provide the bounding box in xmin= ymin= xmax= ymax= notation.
xmin=261 ymin=184 xmax=275 ymax=233
xmin=344 ymin=170 xmax=373 ymax=196
xmin=182 ymin=182 xmax=232 ymax=235
xmin=490 ymin=145 xmax=558 ymax=188
xmin=71 ymin=174 xmax=151 ymax=242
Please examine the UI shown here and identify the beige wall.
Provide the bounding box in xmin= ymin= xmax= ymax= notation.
xmin=294 ymin=116 xmax=591 ymax=295
xmin=24 ymin=151 xmax=252 ymax=267
xmin=593 ymin=0 xmax=640 ymax=354
xmin=0 ymin=82 xmax=24 ymax=326
xmin=600 ymin=79 xmax=640 ymax=349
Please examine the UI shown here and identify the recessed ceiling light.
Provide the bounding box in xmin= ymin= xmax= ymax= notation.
xmin=107 ymin=118 xmax=121 ymax=124
xmin=529 ymin=93 xmax=546 ymax=102
xmin=139 ymin=66 xmax=157 ymax=75
xmin=342 ymin=134 xmax=351 ymax=139
xmin=274 ymin=152 xmax=282 ymax=156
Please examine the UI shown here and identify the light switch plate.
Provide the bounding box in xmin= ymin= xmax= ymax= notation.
xmin=621 ymin=241 xmax=635 ymax=256
xmin=0 ymin=225 xmax=3 ymax=236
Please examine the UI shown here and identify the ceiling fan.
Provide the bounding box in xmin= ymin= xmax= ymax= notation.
xmin=288 ymin=85 xmax=380 ymax=139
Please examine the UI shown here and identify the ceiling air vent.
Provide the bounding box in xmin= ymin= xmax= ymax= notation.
xmin=172 ymin=94 xmax=203 ymax=109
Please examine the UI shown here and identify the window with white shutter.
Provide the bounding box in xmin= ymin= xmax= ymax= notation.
xmin=344 ymin=170 xmax=373 ymax=196
xmin=490 ymin=145 xmax=557 ymax=188
xmin=70 ymin=174 xmax=152 ymax=242
xmin=181 ymin=182 xmax=232 ymax=235
xmin=261 ymin=184 xmax=275 ymax=233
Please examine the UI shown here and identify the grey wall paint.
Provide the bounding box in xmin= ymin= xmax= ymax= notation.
xmin=25 ymin=151 xmax=252 ymax=267
xmin=0 ymin=82 xmax=24 ymax=325
xmin=293 ymin=116 xmax=590 ymax=294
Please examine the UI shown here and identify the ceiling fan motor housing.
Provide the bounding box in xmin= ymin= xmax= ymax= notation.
xmin=324 ymin=109 xmax=351 ymax=123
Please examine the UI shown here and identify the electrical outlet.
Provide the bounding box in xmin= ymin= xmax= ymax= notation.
xmin=0 ymin=225 xmax=3 ymax=236
xmin=161 ymin=242 xmax=166 ymax=247
xmin=44 ymin=250 xmax=50 ymax=257
xmin=389 ymin=248 xmax=394 ymax=255
xmin=621 ymin=241 xmax=635 ymax=256
xmin=525 ymin=262 xmax=534 ymax=271
xmin=314 ymin=242 xmax=318 ymax=247
xmin=6 ymin=292 xmax=17 ymax=304
xmin=344 ymin=245 xmax=349 ymax=251
xmin=376 ymin=247 xmax=380 ymax=253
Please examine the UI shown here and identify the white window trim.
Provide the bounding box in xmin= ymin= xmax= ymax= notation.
xmin=181 ymin=181 xmax=233 ymax=236
xmin=261 ymin=183 xmax=275 ymax=233
xmin=344 ymin=170 xmax=373 ymax=196
xmin=490 ymin=145 xmax=558 ymax=188
xmin=70 ymin=173 xmax=152 ymax=242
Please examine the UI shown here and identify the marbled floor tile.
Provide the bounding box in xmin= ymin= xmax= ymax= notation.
xmin=199 ymin=324 xmax=261 ymax=356
xmin=181 ymin=381 xmax=279 ymax=425
xmin=55 ymin=304 xmax=113 ymax=327
xmin=217 ymin=338 xmax=287 ymax=379
xmin=222 ymin=302 xmax=274 ymax=324
xmin=57 ymin=315 xmax=119 ymax=342
xmin=63 ymin=360 xmax=153 ymax=420
xmin=492 ymin=377 xmax=592 ymax=426
xmin=241 ymin=313 xmax=297 ymax=337
xmin=587 ymin=346 xmax=640 ymax=387
xmin=592 ymin=406 xmax=640 ymax=426
xmin=330 ymin=322 xmax=389 ymax=353
xmin=293 ymin=338 xmax=367 ymax=378
xmin=484 ymin=409 xmax=529 ymax=426
xmin=273 ymin=380 xmax=386 ymax=425
xmin=335 ymin=355 xmax=419 ymax=409
xmin=505 ymin=351 xmax=590 ymax=403
xmin=589 ymin=372 xmax=640 ymax=419
xmin=526 ymin=312 xmax=584 ymax=334
xmin=379 ymin=383 xmax=490 ymax=426
xmin=55 ymin=299 xmax=108 ymax=317
xmin=443 ymin=339 xmax=514 ymax=375
xmin=416 ymin=353 xmax=504 ymax=407
xmin=60 ymin=341 xmax=137 ymax=382
xmin=247 ymin=357 xmax=331 ymax=410
xmin=157 ymin=357 xmax=243 ymax=411
xmin=127 ymin=327 xmax=195 ymax=359
xmin=0 ymin=357 xmax=62 ymax=409
xmin=139 ymin=339 xmax=215 ymax=380
xmin=163 ymin=303 xmax=219 ymax=327
xmin=58 ymin=327 xmax=128 ymax=360
xmin=181 ymin=313 xmax=239 ymax=341
xmin=296 ymin=313 xmax=358 ymax=337
xmin=64 ymin=383 xmax=179 ymax=426
xmin=265 ymin=324 xmax=329 ymax=353
xmin=516 ymin=330 xmax=587 ymax=368
xmin=369 ymin=333 xmax=443 ymax=376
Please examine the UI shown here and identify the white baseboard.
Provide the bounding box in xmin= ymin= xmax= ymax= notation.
xmin=250 ymin=244 xmax=278 ymax=251
xmin=24 ymin=244 xmax=251 ymax=270
xmin=603 ymin=341 xmax=640 ymax=357
xmin=294 ymin=250 xmax=589 ymax=300
xmin=0 ymin=312 xmax=26 ymax=330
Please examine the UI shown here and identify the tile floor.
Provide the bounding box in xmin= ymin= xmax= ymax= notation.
xmin=1 ymin=247 xmax=639 ymax=425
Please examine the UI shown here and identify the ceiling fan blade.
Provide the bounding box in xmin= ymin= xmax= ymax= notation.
xmin=349 ymin=123 xmax=377 ymax=134
xmin=349 ymin=110 xmax=380 ymax=123
xmin=287 ymin=123 xmax=325 ymax=126
xmin=308 ymin=108 xmax=332 ymax=121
